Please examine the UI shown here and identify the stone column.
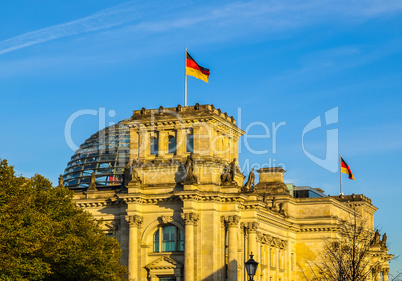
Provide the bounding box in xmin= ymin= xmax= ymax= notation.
xmin=182 ymin=212 xmax=199 ymax=281
xmin=383 ymin=268 xmax=390 ymax=281
xmin=129 ymin=127 xmax=139 ymax=159
xmin=126 ymin=215 xmax=143 ymax=281
xmin=247 ymin=222 xmax=260 ymax=279
xmin=247 ymin=222 xmax=259 ymax=256
xmin=138 ymin=126 xmax=148 ymax=158
xmin=227 ymin=215 xmax=240 ymax=281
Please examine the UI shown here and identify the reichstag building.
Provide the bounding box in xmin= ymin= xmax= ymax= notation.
xmin=62 ymin=104 xmax=392 ymax=281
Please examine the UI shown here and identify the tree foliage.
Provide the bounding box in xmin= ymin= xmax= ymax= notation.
xmin=0 ymin=159 xmax=127 ymax=281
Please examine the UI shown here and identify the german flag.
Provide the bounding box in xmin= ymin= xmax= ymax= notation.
xmin=340 ymin=157 xmax=355 ymax=180
xmin=186 ymin=52 xmax=210 ymax=83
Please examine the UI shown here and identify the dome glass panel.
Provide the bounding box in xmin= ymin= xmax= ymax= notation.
xmin=63 ymin=120 xmax=130 ymax=190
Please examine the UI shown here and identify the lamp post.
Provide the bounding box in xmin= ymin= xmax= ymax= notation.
xmin=245 ymin=252 xmax=259 ymax=281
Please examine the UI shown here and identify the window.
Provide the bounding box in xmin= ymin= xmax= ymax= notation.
xmin=168 ymin=135 xmax=176 ymax=154
xmin=186 ymin=133 xmax=194 ymax=153
xmin=153 ymin=225 xmax=184 ymax=252
xmin=150 ymin=136 xmax=158 ymax=155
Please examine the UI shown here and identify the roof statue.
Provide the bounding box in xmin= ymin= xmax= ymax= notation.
xmin=243 ymin=168 xmax=255 ymax=192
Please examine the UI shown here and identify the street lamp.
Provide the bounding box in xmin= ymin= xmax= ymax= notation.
xmin=245 ymin=252 xmax=259 ymax=281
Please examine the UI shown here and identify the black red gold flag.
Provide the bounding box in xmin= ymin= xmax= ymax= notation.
xmin=186 ymin=52 xmax=210 ymax=83
xmin=340 ymin=157 xmax=355 ymax=180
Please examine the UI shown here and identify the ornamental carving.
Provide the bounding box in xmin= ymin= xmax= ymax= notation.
xmin=246 ymin=222 xmax=260 ymax=233
xmin=220 ymin=216 xmax=226 ymax=228
xmin=158 ymin=215 xmax=173 ymax=224
xmin=181 ymin=212 xmax=199 ymax=225
xmin=261 ymin=234 xmax=273 ymax=244
xmin=258 ymin=233 xmax=287 ymax=249
xmin=226 ymin=215 xmax=240 ymax=227
xmin=126 ymin=215 xmax=144 ymax=227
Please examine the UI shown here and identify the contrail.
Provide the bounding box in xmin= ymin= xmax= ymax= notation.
xmin=0 ymin=1 xmax=147 ymax=55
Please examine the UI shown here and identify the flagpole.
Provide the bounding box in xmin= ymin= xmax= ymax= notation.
xmin=184 ymin=47 xmax=187 ymax=106
xmin=340 ymin=154 xmax=343 ymax=195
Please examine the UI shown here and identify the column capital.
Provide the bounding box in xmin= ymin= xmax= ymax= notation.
xmin=383 ymin=268 xmax=390 ymax=274
xmin=221 ymin=216 xmax=226 ymax=228
xmin=158 ymin=215 xmax=173 ymax=224
xmin=126 ymin=215 xmax=143 ymax=228
xmin=181 ymin=212 xmax=199 ymax=225
xmin=246 ymin=222 xmax=260 ymax=233
xmin=227 ymin=215 xmax=240 ymax=227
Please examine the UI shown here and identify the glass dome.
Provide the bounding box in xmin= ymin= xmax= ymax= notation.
xmin=63 ymin=120 xmax=130 ymax=190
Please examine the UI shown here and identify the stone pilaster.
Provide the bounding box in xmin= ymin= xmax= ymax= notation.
xmin=227 ymin=215 xmax=240 ymax=281
xmin=181 ymin=212 xmax=199 ymax=281
xmin=158 ymin=129 xmax=167 ymax=157
xmin=126 ymin=215 xmax=143 ymax=281
xmin=176 ymin=126 xmax=187 ymax=156
xmin=138 ymin=126 xmax=148 ymax=158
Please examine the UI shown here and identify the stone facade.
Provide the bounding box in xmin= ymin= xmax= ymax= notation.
xmin=71 ymin=104 xmax=392 ymax=281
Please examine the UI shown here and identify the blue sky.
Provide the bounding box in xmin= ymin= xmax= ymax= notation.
xmin=1 ymin=0 xmax=401 ymax=274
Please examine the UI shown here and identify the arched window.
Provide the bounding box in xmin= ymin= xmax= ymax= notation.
xmin=168 ymin=135 xmax=176 ymax=154
xmin=150 ymin=136 xmax=158 ymax=155
xmin=186 ymin=132 xmax=194 ymax=153
xmin=153 ymin=225 xmax=184 ymax=252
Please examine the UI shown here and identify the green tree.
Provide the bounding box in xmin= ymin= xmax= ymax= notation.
xmin=0 ymin=159 xmax=127 ymax=281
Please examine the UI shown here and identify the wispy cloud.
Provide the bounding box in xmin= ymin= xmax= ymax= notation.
xmin=1 ymin=0 xmax=402 ymax=56
xmin=0 ymin=1 xmax=150 ymax=55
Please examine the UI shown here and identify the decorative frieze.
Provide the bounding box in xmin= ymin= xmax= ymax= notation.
xmin=258 ymin=233 xmax=288 ymax=249
xmin=299 ymin=227 xmax=339 ymax=232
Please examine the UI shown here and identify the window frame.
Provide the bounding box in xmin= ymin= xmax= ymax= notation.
xmin=150 ymin=135 xmax=158 ymax=155
xmin=168 ymin=135 xmax=177 ymax=154
xmin=153 ymin=225 xmax=184 ymax=253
